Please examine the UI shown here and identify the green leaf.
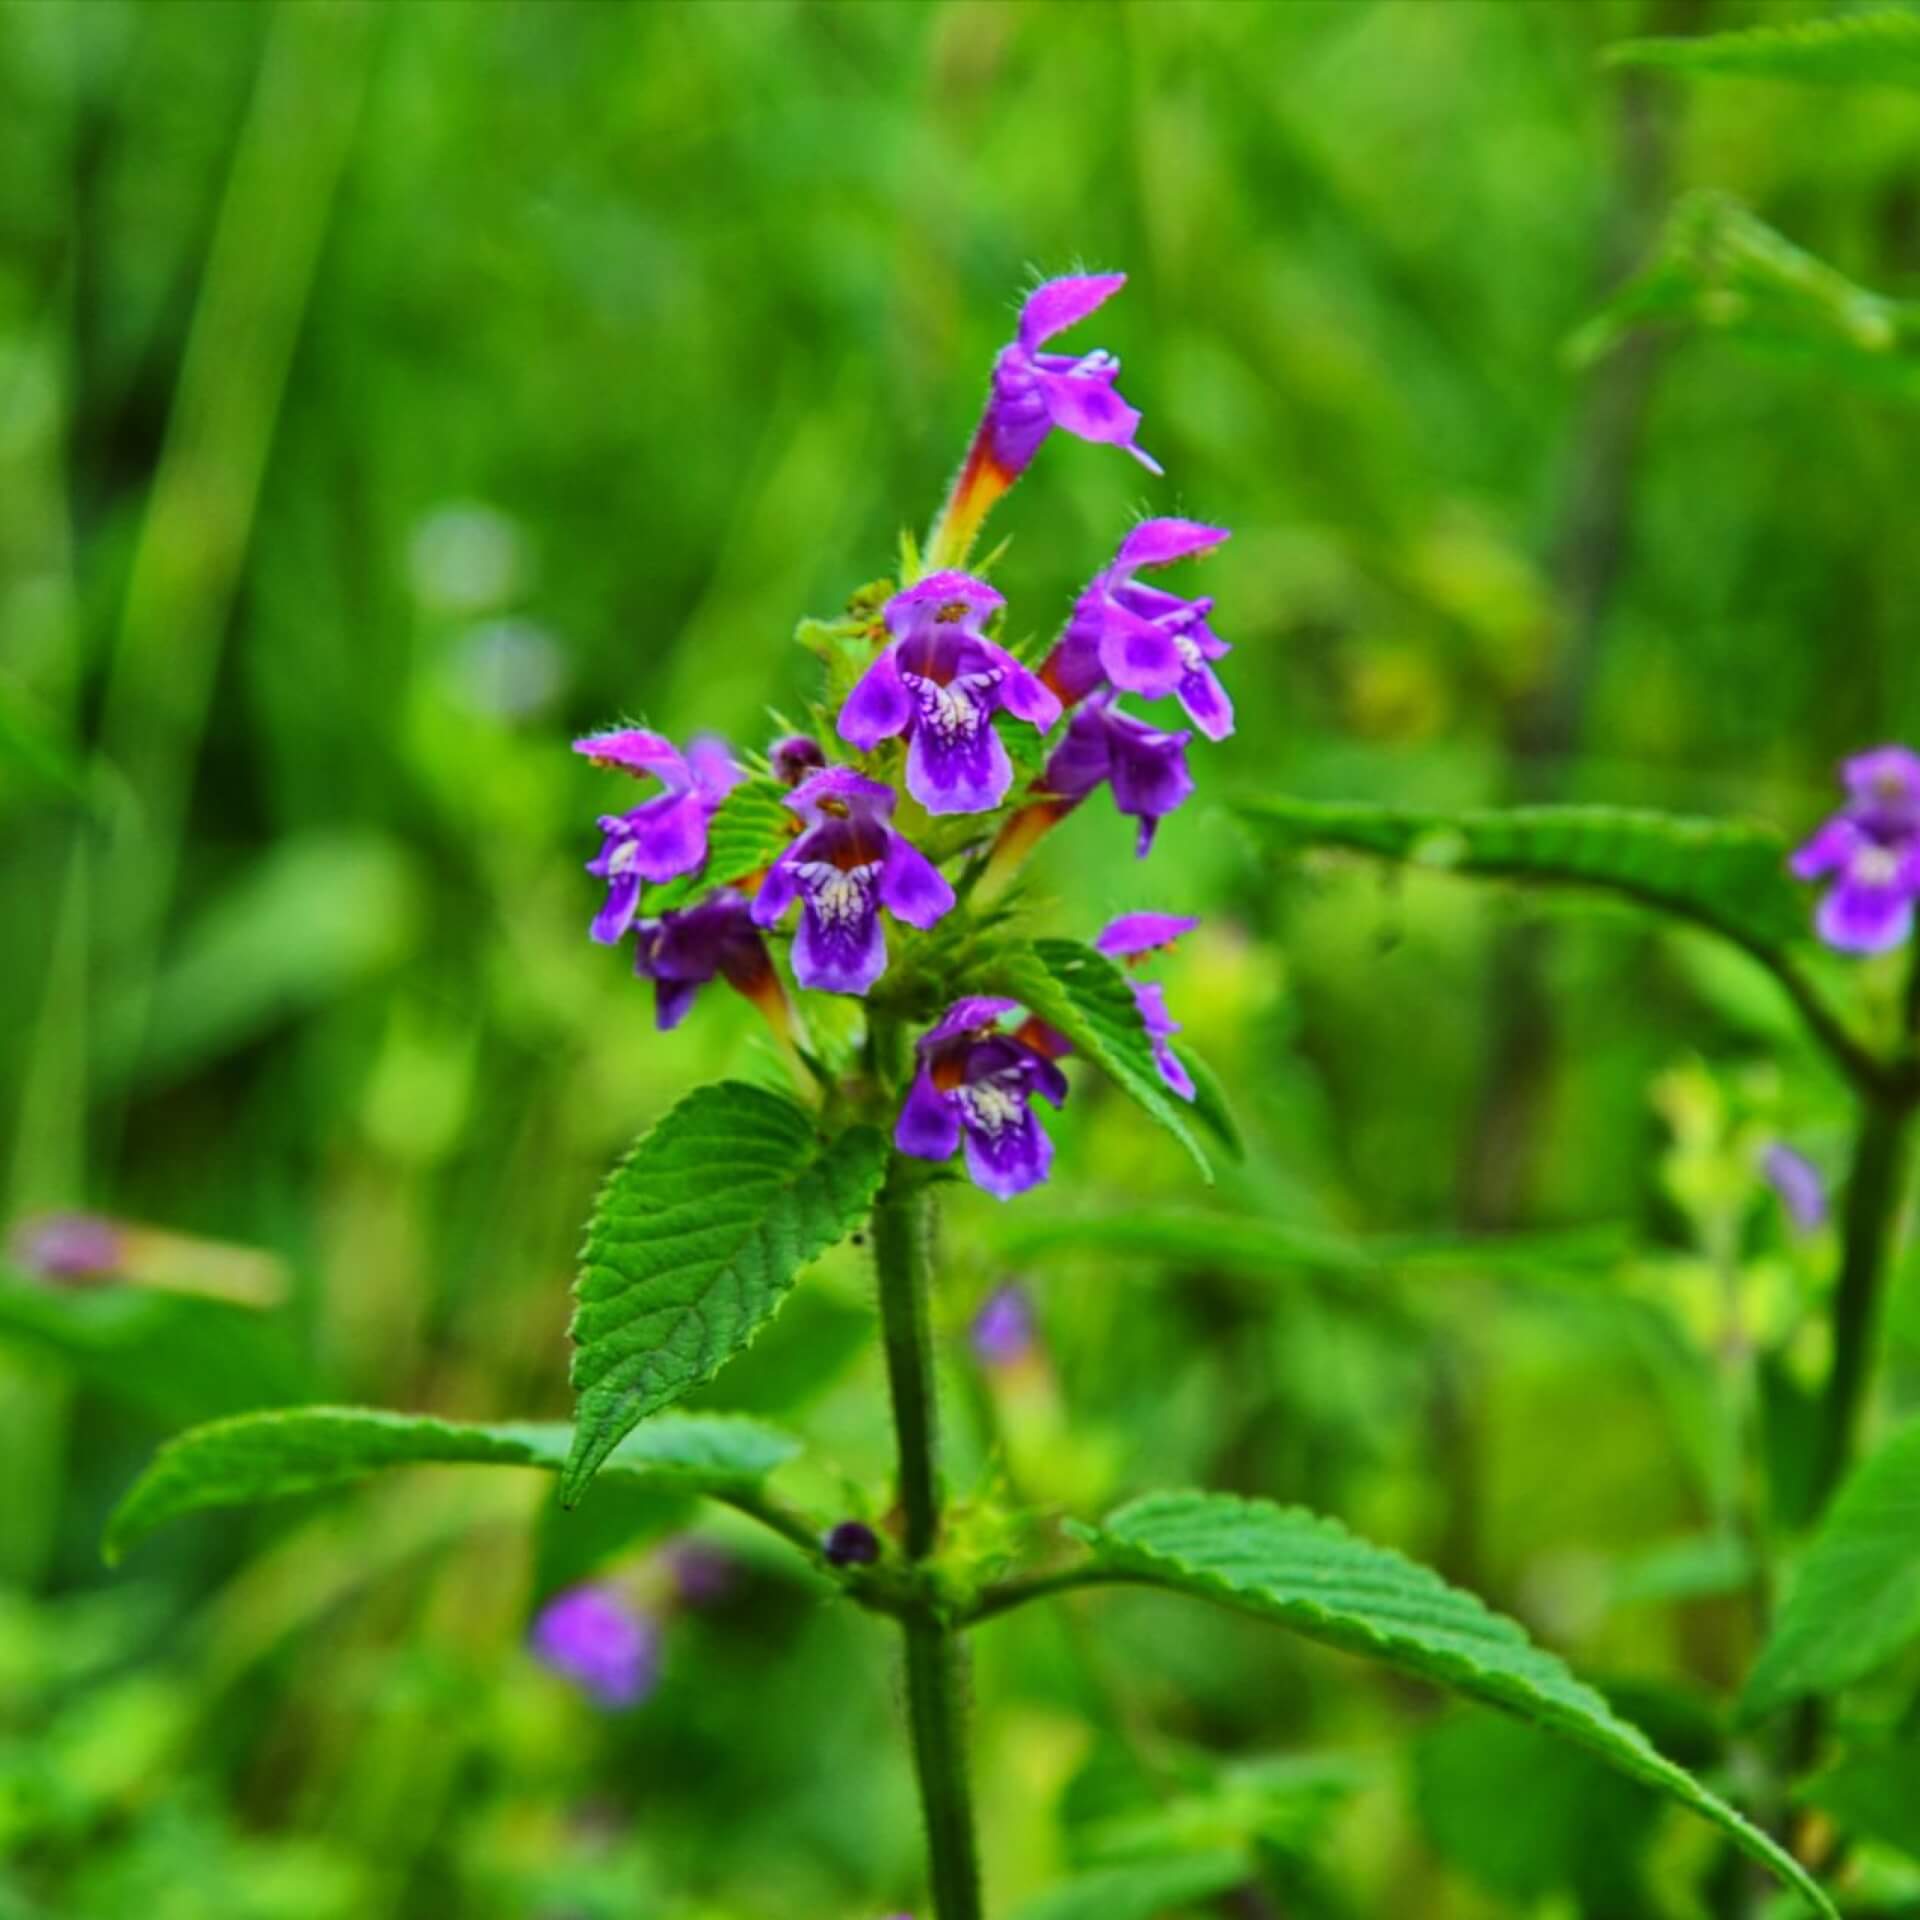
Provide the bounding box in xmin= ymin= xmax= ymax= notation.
xmin=985 ymin=938 xmax=1212 ymax=1182
xmin=1743 ymin=1418 xmax=1920 ymax=1716
xmin=565 ymin=1082 xmax=885 ymax=1502
xmin=1005 ymin=1849 xmax=1251 ymax=1920
xmin=1569 ymin=192 xmax=1920 ymax=397
xmin=1237 ymin=794 xmax=1811 ymax=959
xmin=1071 ymin=1491 xmax=1834 ymax=1918
xmin=1170 ymin=1044 xmax=1244 ymax=1161
xmin=647 ymin=775 xmax=795 ymax=912
xmin=1609 ymin=10 xmax=1920 ymax=89
xmin=1799 ymin=1738 xmax=1920 ymax=1860
xmin=105 ymin=1407 xmax=797 ymax=1563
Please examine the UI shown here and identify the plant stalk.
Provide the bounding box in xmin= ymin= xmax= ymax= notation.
xmin=872 ymin=1167 xmax=983 ymax=1920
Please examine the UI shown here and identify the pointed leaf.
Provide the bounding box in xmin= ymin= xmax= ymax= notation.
xmin=1071 ymin=1492 xmax=1833 ymax=1918
xmin=1744 ymin=1418 xmax=1920 ymax=1716
xmin=647 ymin=776 xmax=795 ymax=912
xmin=565 ymin=1082 xmax=885 ymax=1501
xmin=984 ymin=938 xmax=1212 ymax=1182
xmin=1239 ymin=795 xmax=1810 ymax=958
xmin=105 ymin=1407 xmax=797 ymax=1563
xmin=1610 ymin=10 xmax=1920 ymax=90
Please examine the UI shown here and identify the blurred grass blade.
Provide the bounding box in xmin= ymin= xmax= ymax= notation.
xmin=1005 ymin=1849 xmax=1251 ymax=1920
xmin=1569 ymin=191 xmax=1920 ymax=393
xmin=1609 ymin=10 xmax=1920 ymax=89
xmin=106 ymin=1406 xmax=798 ymax=1564
xmin=565 ymin=1082 xmax=886 ymax=1504
xmin=983 ymin=938 xmax=1212 ymax=1183
xmin=1072 ymin=1491 xmax=1835 ymax=1917
xmin=1743 ymin=1418 xmax=1920 ymax=1716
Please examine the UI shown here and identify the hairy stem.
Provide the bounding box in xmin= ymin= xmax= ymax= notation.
xmin=873 ymin=1167 xmax=983 ymax=1920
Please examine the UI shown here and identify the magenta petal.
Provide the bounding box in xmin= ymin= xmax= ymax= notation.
xmin=1098 ymin=603 xmax=1187 ymax=700
xmin=1842 ymin=745 xmax=1920 ymax=812
xmin=840 ymin=647 xmax=913 ymax=750
xmin=591 ymin=872 xmax=641 ymax=945
xmin=1151 ymin=1036 xmax=1196 ymax=1100
xmin=977 ymin=642 xmax=1062 ymax=731
xmin=1097 ymin=912 xmax=1199 ymax=958
xmin=788 ymin=765 xmax=896 ymax=824
xmin=923 ymin=996 xmax=1021 ymax=1050
xmin=1818 ymin=878 xmax=1917 ymax=954
xmin=1037 ymin=363 xmax=1143 ymax=450
xmin=879 ymin=834 xmax=956 ymax=928
xmin=1178 ymin=663 xmax=1234 ymax=741
xmin=896 ymin=1070 xmax=963 ymax=1162
xmin=1017 ymin=272 xmax=1126 ymax=350
xmin=685 ymin=735 xmax=743 ymax=804
xmin=628 ymin=791 xmax=710 ymax=883
xmin=1114 ymin=518 xmax=1230 ymax=572
xmin=573 ymin=729 xmax=690 ymax=788
xmin=1790 ymin=816 xmax=1861 ymax=881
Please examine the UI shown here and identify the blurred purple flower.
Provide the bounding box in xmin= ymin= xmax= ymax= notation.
xmin=10 ymin=1212 xmax=123 ymax=1287
xmin=1096 ymin=912 xmax=1200 ymax=1100
xmin=1041 ymin=696 xmax=1194 ymax=858
xmin=577 ymin=731 xmax=742 ymax=942
xmin=751 ymin=768 xmax=954 ymax=995
xmin=662 ymin=1538 xmax=737 ymax=1609
xmin=631 ymin=888 xmax=778 ymax=1031
xmin=1763 ymin=1142 xmax=1828 ymax=1234
xmin=1791 ymin=744 xmax=1920 ymax=954
xmin=1045 ymin=520 xmax=1233 ymax=739
xmin=896 ymin=998 xmax=1069 ymax=1201
xmin=839 ymin=573 xmax=1060 ymax=815
xmin=971 ymin=1283 xmax=1036 ymax=1368
xmin=530 ymin=1586 xmax=661 ymax=1710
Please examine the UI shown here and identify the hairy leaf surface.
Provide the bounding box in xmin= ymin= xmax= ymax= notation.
xmin=1745 ymin=1418 xmax=1920 ymax=1715
xmin=566 ymin=1081 xmax=885 ymax=1501
xmin=1072 ymin=1491 xmax=1832 ymax=1916
xmin=106 ymin=1407 xmax=797 ymax=1562
xmin=986 ymin=938 xmax=1212 ymax=1181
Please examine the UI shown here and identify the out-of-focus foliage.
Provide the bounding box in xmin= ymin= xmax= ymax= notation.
xmin=8 ymin=0 xmax=1920 ymax=1914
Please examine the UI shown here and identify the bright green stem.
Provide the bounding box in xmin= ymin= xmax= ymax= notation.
xmin=873 ymin=1168 xmax=983 ymax=1920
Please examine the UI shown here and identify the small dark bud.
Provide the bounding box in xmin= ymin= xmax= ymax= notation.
xmin=770 ymin=734 xmax=827 ymax=786
xmin=822 ymin=1520 xmax=881 ymax=1567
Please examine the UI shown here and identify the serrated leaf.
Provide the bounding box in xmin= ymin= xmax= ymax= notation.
xmin=1071 ymin=1491 xmax=1834 ymax=1918
xmin=984 ymin=938 xmax=1212 ymax=1182
xmin=1238 ymin=794 xmax=1812 ymax=959
xmin=104 ymin=1407 xmax=797 ymax=1563
xmin=565 ymin=1082 xmax=885 ymax=1502
xmin=1005 ymin=1849 xmax=1251 ymax=1920
xmin=648 ymin=777 xmax=795 ymax=912
xmin=1743 ymin=1418 xmax=1920 ymax=1716
xmin=1610 ymin=10 xmax=1920 ymax=89
xmin=1570 ymin=192 xmax=1920 ymax=395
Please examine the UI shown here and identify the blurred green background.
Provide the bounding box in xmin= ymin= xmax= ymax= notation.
xmin=5 ymin=0 xmax=1920 ymax=1914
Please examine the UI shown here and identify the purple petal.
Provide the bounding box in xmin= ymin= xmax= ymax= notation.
xmin=1763 ymin=1142 xmax=1827 ymax=1234
xmin=685 ymin=735 xmax=743 ymax=804
xmin=1097 ymin=602 xmax=1188 ymax=700
xmin=652 ymin=977 xmax=702 ymax=1031
xmin=884 ymin=571 xmax=1004 ymax=642
xmin=971 ymin=1284 xmax=1036 ymax=1367
xmin=1105 ymin=714 xmax=1195 ymax=834
xmin=591 ymin=871 xmax=642 ymax=945
xmin=627 ymin=791 xmax=710 ymax=883
xmin=896 ymin=1070 xmax=963 ymax=1162
xmin=1025 ymin=1050 xmax=1070 ymax=1109
xmin=1151 ymin=1034 xmax=1196 ymax=1101
xmin=1114 ymin=518 xmax=1231 ymax=573
xmin=976 ymin=641 xmax=1062 ymax=731
xmin=962 ymin=1106 xmax=1054 ymax=1200
xmin=769 ymin=734 xmax=827 ymax=785
xmin=1096 ymin=912 xmax=1199 ymax=958
xmin=793 ymin=891 xmax=888 ymax=995
xmin=530 ymin=1587 xmax=661 ymax=1711
xmin=1036 ymin=360 xmax=1144 ymax=452
xmin=1041 ymin=704 xmax=1115 ymax=800
xmin=1818 ymin=875 xmax=1918 ymax=954
xmin=1790 ymin=816 xmax=1861 ymax=881
xmin=906 ymin=719 xmax=1014 ymax=815
xmin=1017 ymin=272 xmax=1126 ymax=350
xmin=878 ymin=833 xmax=956 ymax=929
xmin=922 ymin=996 xmax=1021 ymax=1051
xmin=787 ymin=765 xmax=896 ymax=825
xmin=839 ymin=647 xmax=913 ymax=750
xmin=1178 ymin=661 xmax=1235 ymax=741
xmin=573 ymin=729 xmax=690 ymax=789
xmin=1842 ymin=745 xmax=1920 ymax=815
xmin=749 ymin=853 xmax=802 ymax=927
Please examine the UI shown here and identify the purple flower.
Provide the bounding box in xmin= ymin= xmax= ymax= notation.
xmin=1096 ymin=912 xmax=1200 ymax=1100
xmin=769 ymin=733 xmax=827 ymax=786
xmin=986 ymin=275 xmax=1161 ymax=480
xmin=530 ymin=1586 xmax=661 ymax=1710
xmin=751 ymin=768 xmax=955 ymax=995
xmin=1041 ymin=695 xmax=1194 ymax=858
xmin=1841 ymin=745 xmax=1920 ymax=833
xmin=1045 ymin=520 xmax=1234 ymax=739
xmin=1762 ymin=1142 xmax=1827 ymax=1235
xmin=662 ymin=1539 xmax=737 ymax=1608
xmin=1791 ymin=815 xmax=1920 ymax=955
xmin=971 ymin=1283 xmax=1037 ymax=1368
xmin=630 ymin=888 xmax=778 ymax=1031
xmin=822 ymin=1520 xmax=881 ymax=1567
xmin=10 ymin=1212 xmax=123 ymax=1287
xmin=896 ymin=997 xmax=1069 ymax=1201
xmin=839 ymin=573 xmax=1061 ymax=815
xmin=576 ymin=730 xmax=741 ymax=944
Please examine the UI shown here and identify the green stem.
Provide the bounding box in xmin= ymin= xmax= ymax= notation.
xmin=872 ymin=1166 xmax=983 ymax=1920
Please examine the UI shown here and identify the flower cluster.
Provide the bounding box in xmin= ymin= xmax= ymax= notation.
xmin=570 ymin=274 xmax=1226 ymax=1199
xmin=1792 ymin=746 xmax=1920 ymax=954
